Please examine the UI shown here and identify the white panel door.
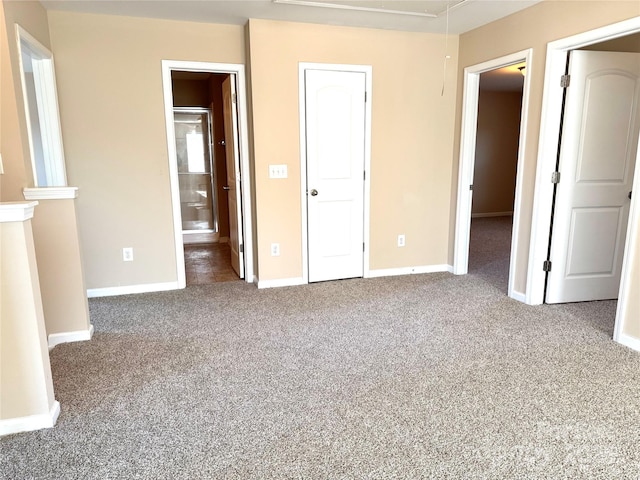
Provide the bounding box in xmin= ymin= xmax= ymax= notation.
xmin=305 ymin=69 xmax=366 ymax=283
xmin=222 ymin=75 xmax=244 ymax=278
xmin=546 ymin=51 xmax=640 ymax=303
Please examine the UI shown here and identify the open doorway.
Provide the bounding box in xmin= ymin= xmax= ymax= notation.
xmin=161 ymin=61 xmax=253 ymax=288
xmin=454 ymin=49 xmax=532 ymax=302
xmin=171 ymin=71 xmax=238 ymax=285
xmin=468 ymin=64 xmax=524 ymax=292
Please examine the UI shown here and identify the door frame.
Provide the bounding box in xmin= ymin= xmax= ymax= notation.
xmin=298 ymin=63 xmax=372 ymax=284
xmin=453 ymin=49 xmax=533 ymax=302
xmin=526 ymin=17 xmax=640 ymax=348
xmin=528 ymin=17 xmax=640 ymax=304
xmin=161 ymin=60 xmax=254 ymax=287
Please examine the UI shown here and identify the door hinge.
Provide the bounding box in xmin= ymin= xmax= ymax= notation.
xmin=365 ymin=91 xmax=368 ymax=102
xmin=543 ymin=260 xmax=552 ymax=272
xmin=363 ymin=242 xmax=365 ymax=252
xmin=232 ymin=93 xmax=237 ymax=104
xmin=363 ymin=171 xmax=366 ymax=180
xmin=560 ymin=75 xmax=570 ymax=88
xmin=551 ymin=171 xmax=561 ymax=184
xmin=469 ymin=184 xmax=474 ymax=191
xmin=239 ymin=244 xmax=244 ymax=254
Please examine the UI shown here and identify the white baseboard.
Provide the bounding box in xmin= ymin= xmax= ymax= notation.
xmin=257 ymin=277 xmax=306 ymax=289
xmin=471 ymin=211 xmax=513 ymax=218
xmin=366 ymin=264 xmax=452 ymax=278
xmin=87 ymin=281 xmax=180 ymax=298
xmin=616 ymin=333 xmax=640 ymax=352
xmin=509 ymin=290 xmax=527 ymax=303
xmin=257 ymin=266 xmax=454 ymax=287
xmin=0 ymin=401 xmax=60 ymax=437
xmin=48 ymin=324 xmax=94 ymax=349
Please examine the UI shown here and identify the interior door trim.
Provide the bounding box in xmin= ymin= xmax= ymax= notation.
xmin=298 ymin=62 xmax=372 ymax=284
xmin=161 ymin=60 xmax=254 ymax=287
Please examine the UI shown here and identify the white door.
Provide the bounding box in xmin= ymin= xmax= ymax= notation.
xmin=546 ymin=51 xmax=640 ymax=303
xmin=222 ymin=75 xmax=244 ymax=278
xmin=305 ymin=69 xmax=366 ymax=283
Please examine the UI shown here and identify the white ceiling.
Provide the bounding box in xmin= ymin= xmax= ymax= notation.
xmin=41 ymin=0 xmax=542 ymax=35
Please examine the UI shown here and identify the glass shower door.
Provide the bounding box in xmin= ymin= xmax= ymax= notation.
xmin=174 ymin=109 xmax=218 ymax=234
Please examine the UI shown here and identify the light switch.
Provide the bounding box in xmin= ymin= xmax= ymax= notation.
xmin=269 ymin=164 xmax=288 ymax=179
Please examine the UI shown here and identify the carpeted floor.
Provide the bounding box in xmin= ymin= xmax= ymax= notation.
xmin=2 ymin=218 xmax=639 ymax=479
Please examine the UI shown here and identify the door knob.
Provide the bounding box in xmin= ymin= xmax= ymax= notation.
xmin=310 ymin=189 xmax=318 ymax=196
xmin=629 ymin=191 xmax=632 ymax=200
xmin=223 ymin=186 xmax=230 ymax=191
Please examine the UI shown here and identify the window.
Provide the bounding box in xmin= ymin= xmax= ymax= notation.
xmin=16 ymin=25 xmax=66 ymax=187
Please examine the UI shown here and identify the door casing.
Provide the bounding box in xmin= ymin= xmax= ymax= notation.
xmin=161 ymin=60 xmax=254 ymax=287
xmin=298 ymin=63 xmax=372 ymax=284
xmin=454 ymin=48 xmax=533 ymax=303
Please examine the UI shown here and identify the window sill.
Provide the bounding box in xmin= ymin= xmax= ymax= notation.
xmin=23 ymin=187 xmax=78 ymax=200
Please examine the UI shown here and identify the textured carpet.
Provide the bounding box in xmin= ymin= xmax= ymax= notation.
xmin=2 ymin=218 xmax=639 ymax=479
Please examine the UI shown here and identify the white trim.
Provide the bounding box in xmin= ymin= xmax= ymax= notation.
xmin=87 ymin=281 xmax=179 ymax=298
xmin=23 ymin=186 xmax=78 ymax=200
xmin=161 ymin=60 xmax=254 ymax=288
xmin=0 ymin=401 xmax=60 ymax=437
xmin=614 ymin=124 xmax=640 ymax=344
xmin=616 ymin=334 xmax=640 ymax=353
xmin=48 ymin=324 xmax=94 ymax=349
xmin=528 ymin=17 xmax=640 ymax=306
xmin=509 ymin=290 xmax=527 ymax=303
xmin=0 ymin=201 xmax=38 ymax=222
xmin=298 ymin=62 xmax=373 ymax=284
xmin=471 ymin=211 xmax=513 ymax=218
xmin=257 ymin=277 xmax=306 ymax=289
xmin=453 ymin=49 xmax=533 ymax=307
xmin=366 ymin=264 xmax=451 ymax=278
xmin=15 ymin=25 xmax=67 ymax=187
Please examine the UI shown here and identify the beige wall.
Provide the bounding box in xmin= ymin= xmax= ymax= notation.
xmin=47 ymin=11 xmax=245 ymax=289
xmin=472 ymin=90 xmax=522 ymax=215
xmin=30 ymin=198 xmax=91 ymax=336
xmin=582 ymin=31 xmax=640 ymax=52
xmin=452 ymin=0 xmax=640 ymax=294
xmin=248 ymin=19 xmax=459 ymax=280
xmin=2 ymin=1 xmax=91 ymax=341
xmin=0 ymin=0 xmax=51 ymax=201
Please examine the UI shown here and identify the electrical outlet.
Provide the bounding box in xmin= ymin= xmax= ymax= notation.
xmin=271 ymin=243 xmax=280 ymax=257
xmin=397 ymin=235 xmax=405 ymax=247
xmin=123 ymin=247 xmax=134 ymax=262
